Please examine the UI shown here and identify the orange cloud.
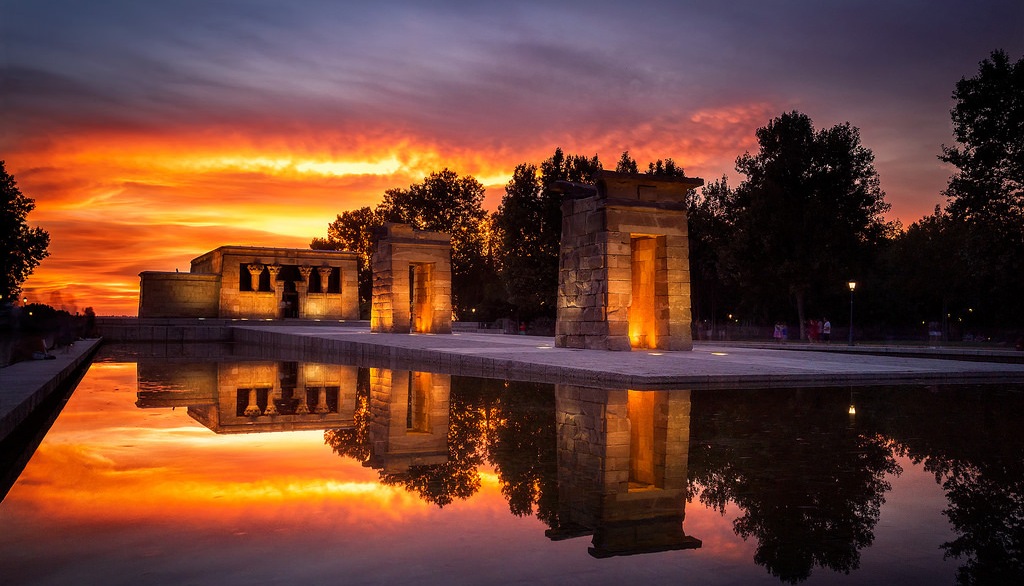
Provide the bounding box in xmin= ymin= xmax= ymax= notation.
xmin=6 ymin=100 xmax=838 ymax=315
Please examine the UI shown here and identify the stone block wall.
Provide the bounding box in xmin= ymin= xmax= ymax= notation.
xmin=370 ymin=224 xmax=452 ymax=334
xmin=554 ymin=171 xmax=702 ymax=351
xmin=138 ymin=272 xmax=220 ymax=318
xmin=553 ymin=384 xmax=698 ymax=556
xmin=367 ymin=368 xmax=451 ymax=472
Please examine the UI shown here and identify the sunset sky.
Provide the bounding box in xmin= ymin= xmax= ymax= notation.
xmin=3 ymin=0 xmax=1023 ymax=315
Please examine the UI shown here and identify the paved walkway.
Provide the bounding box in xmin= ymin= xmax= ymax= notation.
xmin=0 ymin=339 xmax=102 ymax=443
xmin=232 ymin=325 xmax=1024 ymax=389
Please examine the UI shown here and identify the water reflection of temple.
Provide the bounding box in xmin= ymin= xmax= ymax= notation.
xmin=550 ymin=385 xmax=701 ymax=558
xmin=136 ymin=360 xmax=359 ymax=433
xmin=364 ymin=369 xmax=451 ymax=473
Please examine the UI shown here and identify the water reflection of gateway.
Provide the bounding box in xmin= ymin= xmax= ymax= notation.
xmin=136 ymin=360 xmax=359 ymax=433
xmin=551 ymin=386 xmax=701 ymax=558
xmin=365 ymin=369 xmax=451 ymax=473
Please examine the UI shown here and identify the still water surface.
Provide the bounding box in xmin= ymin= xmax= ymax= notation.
xmin=1 ymin=346 xmax=1022 ymax=585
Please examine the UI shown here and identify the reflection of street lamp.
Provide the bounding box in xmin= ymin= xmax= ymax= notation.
xmin=848 ymin=389 xmax=856 ymax=416
xmin=848 ymin=281 xmax=857 ymax=346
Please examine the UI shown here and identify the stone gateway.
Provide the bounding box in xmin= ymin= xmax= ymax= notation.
xmin=552 ymin=171 xmax=704 ymax=351
xmin=370 ymin=223 xmax=453 ymax=334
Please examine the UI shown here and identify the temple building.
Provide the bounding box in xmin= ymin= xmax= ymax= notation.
xmin=552 ymin=171 xmax=704 ymax=351
xmin=136 ymin=360 xmax=360 ymax=434
xmin=138 ymin=245 xmax=359 ymax=320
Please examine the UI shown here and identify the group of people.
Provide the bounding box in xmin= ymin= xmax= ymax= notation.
xmin=774 ymin=318 xmax=832 ymax=342
xmin=805 ymin=318 xmax=832 ymax=343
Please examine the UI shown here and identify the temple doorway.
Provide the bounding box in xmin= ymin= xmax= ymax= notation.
xmin=629 ymin=236 xmax=657 ymax=349
xmin=282 ymin=281 xmax=299 ymax=318
xmin=408 ymin=263 xmax=434 ymax=333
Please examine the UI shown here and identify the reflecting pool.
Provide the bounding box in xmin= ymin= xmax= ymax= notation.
xmin=2 ymin=345 xmax=1022 ymax=585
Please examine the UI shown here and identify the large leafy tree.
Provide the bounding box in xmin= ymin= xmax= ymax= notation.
xmin=492 ymin=148 xmax=602 ymax=321
xmin=725 ymin=112 xmax=892 ymax=337
xmin=938 ymin=50 xmax=1024 ymax=327
xmin=1 ymin=161 xmax=50 ymax=303
xmin=315 ymin=169 xmax=499 ymax=320
xmin=687 ymin=176 xmax=736 ymax=337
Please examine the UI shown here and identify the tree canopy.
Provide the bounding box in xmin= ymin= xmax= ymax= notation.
xmin=492 ymin=148 xmax=602 ymax=321
xmin=936 ymin=49 xmax=1024 ymax=326
xmin=724 ymin=111 xmax=892 ymax=336
xmin=1 ymin=161 xmax=50 ymax=303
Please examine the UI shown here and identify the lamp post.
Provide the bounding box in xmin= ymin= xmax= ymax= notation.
xmin=847 ymin=281 xmax=856 ymax=346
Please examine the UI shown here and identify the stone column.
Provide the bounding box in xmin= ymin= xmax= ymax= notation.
xmin=315 ymin=387 xmax=329 ymax=414
xmin=317 ymin=266 xmax=333 ymax=292
xmin=264 ymin=384 xmax=279 ymax=416
xmin=267 ymin=263 xmax=283 ymax=297
xmin=244 ymin=388 xmax=261 ymax=416
xmin=295 ymin=388 xmax=310 ymax=415
xmin=247 ymin=263 xmax=264 ymax=291
xmin=298 ymin=265 xmax=313 ymax=318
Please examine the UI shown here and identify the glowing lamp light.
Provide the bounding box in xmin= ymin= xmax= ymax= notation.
xmin=711 ymin=352 xmax=729 ymax=356
xmin=848 ymin=404 xmax=857 ymax=415
xmin=847 ymin=281 xmax=857 ymax=346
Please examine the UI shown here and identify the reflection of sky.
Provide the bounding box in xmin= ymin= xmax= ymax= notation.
xmin=4 ymin=1 xmax=1023 ymax=314
xmin=0 ymin=362 xmax=960 ymax=584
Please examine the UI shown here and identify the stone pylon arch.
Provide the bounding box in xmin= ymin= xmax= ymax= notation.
xmin=370 ymin=223 xmax=452 ymax=334
xmin=552 ymin=171 xmax=704 ymax=351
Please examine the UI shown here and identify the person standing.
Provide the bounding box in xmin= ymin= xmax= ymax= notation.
xmin=822 ymin=318 xmax=831 ymax=343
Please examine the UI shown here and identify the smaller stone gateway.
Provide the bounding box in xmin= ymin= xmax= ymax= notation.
xmin=552 ymin=171 xmax=704 ymax=351
xmin=370 ymin=223 xmax=452 ymax=334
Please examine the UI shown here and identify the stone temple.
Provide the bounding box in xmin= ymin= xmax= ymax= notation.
xmin=138 ymin=246 xmax=359 ymax=320
xmin=551 ymin=171 xmax=704 ymax=351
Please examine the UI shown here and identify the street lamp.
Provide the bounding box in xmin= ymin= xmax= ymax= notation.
xmin=847 ymin=281 xmax=857 ymax=346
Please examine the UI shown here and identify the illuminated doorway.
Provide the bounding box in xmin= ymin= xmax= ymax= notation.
xmin=629 ymin=236 xmax=657 ymax=349
xmin=409 ymin=263 xmax=434 ymax=333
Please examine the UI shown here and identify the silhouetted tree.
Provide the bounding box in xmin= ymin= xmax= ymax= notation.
xmin=615 ymin=150 xmax=639 ymax=173
xmin=879 ymin=207 xmax=971 ymax=337
xmin=938 ymin=50 xmax=1024 ymax=327
xmin=646 ymin=157 xmax=685 ymax=177
xmin=316 ymin=170 xmax=501 ymax=320
xmin=725 ymin=112 xmax=893 ymax=336
xmin=689 ymin=388 xmax=900 ymax=583
xmin=485 ymin=380 xmax=559 ymax=524
xmin=492 ymin=148 xmax=602 ymax=321
xmin=1 ymin=161 xmax=49 ymax=303
xmin=687 ymin=176 xmax=736 ymax=337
